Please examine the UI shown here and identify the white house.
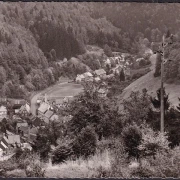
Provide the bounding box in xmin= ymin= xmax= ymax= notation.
xmin=94 ymin=69 xmax=106 ymax=78
xmin=76 ymin=74 xmax=85 ymax=83
xmin=0 ymin=106 xmax=7 ymax=120
xmin=83 ymin=72 xmax=93 ymax=82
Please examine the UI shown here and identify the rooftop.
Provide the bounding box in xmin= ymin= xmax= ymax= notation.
xmin=44 ymin=110 xmax=54 ymax=119
xmin=0 ymin=106 xmax=7 ymax=112
xmin=83 ymin=72 xmax=93 ymax=78
xmin=4 ymin=134 xmax=21 ymax=145
xmin=38 ymin=102 xmax=50 ymax=114
xmin=94 ymin=69 xmax=106 ymax=76
xmin=16 ymin=122 xmax=28 ymax=128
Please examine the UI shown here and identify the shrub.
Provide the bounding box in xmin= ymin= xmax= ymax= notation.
xmin=0 ymin=160 xmax=19 ymax=172
xmin=145 ymin=146 xmax=180 ymax=178
xmin=24 ymin=153 xmax=45 ymax=177
xmin=51 ymin=144 xmax=73 ymax=164
xmin=121 ymin=123 xmax=142 ymax=159
xmin=138 ymin=125 xmax=170 ymax=159
xmin=72 ymin=126 xmax=97 ymax=158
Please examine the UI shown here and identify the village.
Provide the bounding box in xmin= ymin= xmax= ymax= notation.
xmin=0 ymin=51 xmax=151 ymax=160
xmin=0 ymin=95 xmax=73 ymax=158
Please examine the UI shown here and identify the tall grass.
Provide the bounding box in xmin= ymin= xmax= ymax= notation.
xmin=45 ymin=149 xmax=111 ymax=178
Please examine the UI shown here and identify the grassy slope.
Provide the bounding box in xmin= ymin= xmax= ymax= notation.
xmin=119 ymin=54 xmax=180 ymax=108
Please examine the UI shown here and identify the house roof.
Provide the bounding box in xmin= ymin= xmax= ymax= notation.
xmin=94 ymin=69 xmax=106 ymax=76
xmin=94 ymin=77 xmax=101 ymax=81
xmin=17 ymin=122 xmax=28 ymax=128
xmin=9 ymin=99 xmax=26 ymax=105
xmin=0 ymin=141 xmax=8 ymax=151
xmin=19 ymin=104 xmax=31 ymax=113
xmin=3 ymin=135 xmax=21 ymax=145
xmin=29 ymin=127 xmax=38 ymax=135
xmin=38 ymin=102 xmax=50 ymax=114
xmin=83 ymin=72 xmax=93 ymax=78
xmin=50 ymin=114 xmax=59 ymax=122
xmin=76 ymin=74 xmax=85 ymax=80
xmin=0 ymin=106 xmax=7 ymax=112
xmin=44 ymin=110 xmax=54 ymax=119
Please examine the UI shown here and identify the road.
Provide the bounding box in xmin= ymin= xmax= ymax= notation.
xmin=30 ymin=81 xmax=83 ymax=115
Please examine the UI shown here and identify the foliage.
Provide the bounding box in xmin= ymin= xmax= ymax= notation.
xmin=154 ymin=52 xmax=162 ymax=77
xmin=138 ymin=124 xmax=170 ymax=158
xmin=120 ymin=69 xmax=125 ymax=81
xmin=67 ymin=81 xmax=122 ymax=139
xmin=150 ymin=87 xmax=170 ymax=111
xmin=121 ymin=123 xmax=142 ymax=159
xmin=51 ymin=144 xmax=73 ymax=164
xmin=72 ymin=126 xmax=97 ymax=158
xmin=123 ymin=89 xmax=151 ymax=124
xmin=104 ymin=44 xmax=113 ymax=57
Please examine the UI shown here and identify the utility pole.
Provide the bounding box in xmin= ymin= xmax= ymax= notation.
xmin=160 ymin=32 xmax=173 ymax=133
xmin=160 ymin=35 xmax=165 ymax=133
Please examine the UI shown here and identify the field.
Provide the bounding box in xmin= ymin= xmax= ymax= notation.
xmin=30 ymin=82 xmax=83 ymax=115
xmin=43 ymin=83 xmax=83 ymax=98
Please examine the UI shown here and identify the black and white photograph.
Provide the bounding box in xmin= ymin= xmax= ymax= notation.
xmin=0 ymin=1 xmax=179 ymax=178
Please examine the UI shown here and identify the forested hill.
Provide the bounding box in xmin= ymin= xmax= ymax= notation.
xmin=1 ymin=2 xmax=180 ymax=99
xmin=0 ymin=2 xmax=123 ymax=99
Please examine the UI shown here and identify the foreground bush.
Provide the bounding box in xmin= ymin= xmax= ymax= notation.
xmin=24 ymin=153 xmax=45 ymax=177
xmin=72 ymin=126 xmax=97 ymax=158
xmin=45 ymin=149 xmax=111 ymax=178
xmin=121 ymin=123 xmax=142 ymax=159
xmin=52 ymin=144 xmax=73 ymax=164
xmin=138 ymin=125 xmax=170 ymax=159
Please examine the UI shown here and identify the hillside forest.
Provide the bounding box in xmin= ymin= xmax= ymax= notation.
xmin=1 ymin=2 xmax=180 ymax=98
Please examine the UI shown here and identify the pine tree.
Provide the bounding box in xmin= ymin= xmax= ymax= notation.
xmin=150 ymin=87 xmax=170 ymax=111
xmin=120 ymin=68 xmax=125 ymax=81
xmin=154 ymin=52 xmax=162 ymax=77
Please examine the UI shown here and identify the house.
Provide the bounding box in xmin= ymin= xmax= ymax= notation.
xmin=94 ymin=69 xmax=106 ymax=78
xmin=50 ymin=114 xmax=59 ymax=122
xmin=1 ymin=134 xmax=21 ymax=148
xmin=0 ymin=141 xmax=8 ymax=152
xmin=76 ymin=74 xmax=85 ymax=83
xmin=8 ymin=99 xmax=26 ymax=114
xmin=83 ymin=72 xmax=93 ymax=82
xmin=21 ymin=143 xmax=32 ymax=151
xmin=38 ymin=102 xmax=50 ymax=118
xmin=27 ymin=127 xmax=38 ymax=144
xmin=44 ymin=110 xmax=54 ymax=123
xmin=16 ymin=122 xmax=28 ymax=133
xmin=19 ymin=103 xmax=31 ymax=116
xmin=104 ymin=58 xmax=111 ymax=67
xmin=0 ymin=106 xmax=7 ymax=120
